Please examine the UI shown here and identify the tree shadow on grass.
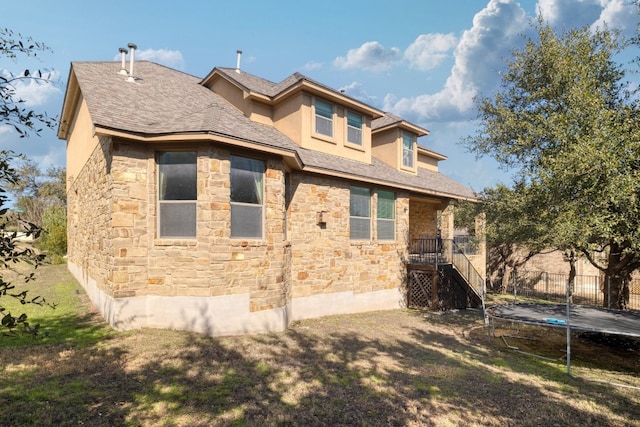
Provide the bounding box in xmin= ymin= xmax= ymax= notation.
xmin=1 ymin=309 xmax=639 ymax=426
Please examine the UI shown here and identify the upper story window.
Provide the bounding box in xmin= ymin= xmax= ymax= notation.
xmin=157 ymin=151 xmax=197 ymax=238
xmin=346 ymin=111 xmax=363 ymax=146
xmin=230 ymin=155 xmax=265 ymax=238
xmin=402 ymin=131 xmax=415 ymax=168
xmin=315 ymin=98 xmax=334 ymax=137
xmin=376 ymin=190 xmax=395 ymax=240
xmin=349 ymin=186 xmax=370 ymax=240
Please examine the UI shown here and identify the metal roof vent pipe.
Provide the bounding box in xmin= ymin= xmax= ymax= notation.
xmin=127 ymin=42 xmax=137 ymax=82
xmin=236 ymin=49 xmax=242 ymax=73
xmin=118 ymin=47 xmax=128 ymax=75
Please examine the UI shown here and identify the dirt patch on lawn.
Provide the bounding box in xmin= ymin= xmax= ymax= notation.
xmin=2 ymin=299 xmax=639 ymax=426
xmin=1 ymin=263 xmax=639 ymax=427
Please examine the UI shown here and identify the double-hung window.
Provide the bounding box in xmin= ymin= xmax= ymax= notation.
xmin=230 ymin=156 xmax=265 ymax=238
xmin=347 ymin=111 xmax=363 ymax=145
xmin=158 ymin=151 xmax=197 ymax=238
xmin=402 ymin=131 xmax=415 ymax=168
xmin=349 ymin=186 xmax=370 ymax=240
xmin=376 ymin=190 xmax=395 ymax=240
xmin=315 ymin=98 xmax=333 ymax=137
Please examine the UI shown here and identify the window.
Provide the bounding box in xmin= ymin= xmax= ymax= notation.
xmin=230 ymin=156 xmax=264 ymax=238
xmin=347 ymin=111 xmax=363 ymax=145
xmin=158 ymin=151 xmax=197 ymax=238
xmin=349 ymin=186 xmax=370 ymax=240
xmin=402 ymin=132 xmax=415 ymax=168
xmin=377 ymin=190 xmax=395 ymax=240
xmin=315 ymin=98 xmax=333 ymax=137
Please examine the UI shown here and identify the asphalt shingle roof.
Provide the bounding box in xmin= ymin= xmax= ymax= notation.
xmin=67 ymin=61 xmax=476 ymax=201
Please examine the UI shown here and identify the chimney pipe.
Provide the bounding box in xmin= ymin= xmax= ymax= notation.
xmin=118 ymin=47 xmax=128 ymax=75
xmin=236 ymin=49 xmax=242 ymax=73
xmin=127 ymin=43 xmax=137 ymax=82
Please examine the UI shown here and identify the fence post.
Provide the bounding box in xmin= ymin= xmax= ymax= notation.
xmin=545 ymin=272 xmax=549 ymax=299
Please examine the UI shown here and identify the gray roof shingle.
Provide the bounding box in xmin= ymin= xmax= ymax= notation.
xmin=67 ymin=61 xmax=476 ymax=201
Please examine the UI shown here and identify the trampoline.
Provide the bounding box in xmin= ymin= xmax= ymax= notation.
xmin=487 ymin=303 xmax=640 ymax=338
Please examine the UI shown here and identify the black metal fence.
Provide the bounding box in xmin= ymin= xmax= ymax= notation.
xmin=505 ymin=270 xmax=640 ymax=310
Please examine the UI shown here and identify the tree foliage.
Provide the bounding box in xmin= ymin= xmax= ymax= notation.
xmin=0 ymin=30 xmax=57 ymax=337
xmin=1 ymin=28 xmax=56 ymax=137
xmin=0 ymin=151 xmax=51 ymax=336
xmin=7 ymin=157 xmax=66 ymax=227
xmin=465 ymin=20 xmax=640 ymax=308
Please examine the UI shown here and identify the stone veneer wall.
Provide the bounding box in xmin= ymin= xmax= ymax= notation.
xmin=68 ymin=137 xmax=451 ymax=335
xmin=67 ymin=135 xmax=113 ymax=296
xmin=287 ymin=173 xmax=411 ymax=319
xmin=408 ymin=200 xmax=439 ymax=240
xmin=69 ymin=138 xmax=292 ymax=335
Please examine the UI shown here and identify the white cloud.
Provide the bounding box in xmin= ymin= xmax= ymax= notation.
xmin=404 ymin=33 xmax=458 ymax=71
xmin=339 ymin=81 xmax=377 ymax=105
xmin=302 ymin=61 xmax=322 ymax=71
xmin=536 ymin=0 xmax=639 ymax=37
xmin=592 ymin=0 xmax=639 ymax=37
xmin=386 ymin=0 xmax=529 ymax=123
xmin=1 ymin=68 xmax=61 ymax=107
xmin=536 ymin=0 xmax=603 ymax=27
xmin=114 ymin=48 xmax=185 ymax=70
xmin=333 ymin=41 xmax=402 ymax=72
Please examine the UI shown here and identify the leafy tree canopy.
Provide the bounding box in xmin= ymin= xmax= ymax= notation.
xmin=465 ymin=20 xmax=640 ymax=308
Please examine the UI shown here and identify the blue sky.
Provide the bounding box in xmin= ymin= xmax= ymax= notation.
xmin=2 ymin=0 xmax=639 ymax=192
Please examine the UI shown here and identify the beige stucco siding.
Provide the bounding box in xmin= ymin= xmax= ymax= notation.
xmin=66 ymin=96 xmax=101 ymax=191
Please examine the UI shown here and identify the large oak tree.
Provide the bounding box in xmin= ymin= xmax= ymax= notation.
xmin=465 ymin=21 xmax=640 ymax=309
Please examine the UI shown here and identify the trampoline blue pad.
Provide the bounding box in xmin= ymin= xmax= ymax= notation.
xmin=487 ymin=303 xmax=640 ymax=338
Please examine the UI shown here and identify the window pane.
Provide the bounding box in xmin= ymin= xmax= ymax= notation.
xmin=159 ymin=152 xmax=197 ymax=200
xmin=377 ymin=219 xmax=395 ymax=240
xmin=315 ymin=99 xmax=333 ymax=137
xmin=402 ymin=132 xmax=414 ymax=168
xmin=159 ymin=202 xmax=196 ymax=237
xmin=231 ymin=204 xmax=263 ymax=238
xmin=315 ymin=99 xmax=333 ymax=118
xmin=350 ymin=217 xmax=370 ymax=240
xmin=231 ymin=156 xmax=264 ymax=204
xmin=350 ymin=186 xmax=370 ymax=240
xmin=347 ymin=111 xmax=362 ymax=127
xmin=347 ymin=126 xmax=362 ymax=145
xmin=316 ymin=116 xmax=333 ymax=137
xmin=377 ymin=191 xmax=394 ymax=219
xmin=350 ymin=187 xmax=370 ymax=217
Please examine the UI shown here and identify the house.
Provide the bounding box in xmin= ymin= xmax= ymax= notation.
xmin=58 ymin=47 xmax=483 ymax=336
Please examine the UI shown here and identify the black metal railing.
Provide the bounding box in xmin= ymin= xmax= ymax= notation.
xmin=409 ymin=237 xmax=484 ymax=300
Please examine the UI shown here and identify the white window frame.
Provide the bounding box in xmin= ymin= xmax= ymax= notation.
xmin=346 ymin=110 xmax=363 ymax=146
xmin=376 ymin=190 xmax=395 ymax=241
xmin=402 ymin=131 xmax=415 ymax=169
xmin=349 ymin=186 xmax=371 ymax=240
xmin=230 ymin=155 xmax=265 ymax=239
xmin=314 ymin=98 xmax=334 ymax=138
xmin=157 ymin=151 xmax=197 ymax=239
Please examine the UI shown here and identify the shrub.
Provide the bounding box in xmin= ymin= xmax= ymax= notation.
xmin=38 ymin=205 xmax=66 ymax=263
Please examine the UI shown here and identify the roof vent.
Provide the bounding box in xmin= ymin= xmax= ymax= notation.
xmin=118 ymin=47 xmax=128 ymax=75
xmin=127 ymin=42 xmax=137 ymax=82
xmin=236 ymin=49 xmax=242 ymax=73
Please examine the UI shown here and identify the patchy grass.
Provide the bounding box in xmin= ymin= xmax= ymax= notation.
xmin=1 ymin=263 xmax=113 ymax=346
xmin=0 ymin=264 xmax=639 ymax=426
